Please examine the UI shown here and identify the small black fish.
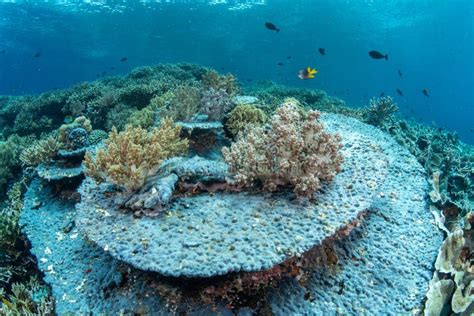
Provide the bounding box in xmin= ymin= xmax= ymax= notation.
xmin=287 ymin=56 xmax=291 ymax=59
xmin=398 ymin=69 xmax=402 ymax=77
xmin=120 ymin=57 xmax=128 ymax=62
xmin=110 ymin=66 xmax=116 ymax=70
xmin=369 ymin=50 xmax=388 ymax=61
xmin=380 ymin=92 xmax=385 ymax=97
xmin=422 ymin=88 xmax=429 ymax=97
xmin=470 ymin=128 xmax=474 ymax=133
xmin=265 ymin=22 xmax=280 ymax=32
xmin=34 ymin=52 xmax=41 ymax=58
xmin=396 ymin=88 xmax=403 ymax=96
xmin=277 ymin=62 xmax=284 ymax=66
xmin=318 ymin=48 xmax=325 ymax=56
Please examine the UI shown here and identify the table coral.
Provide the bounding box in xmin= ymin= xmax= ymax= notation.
xmin=222 ymin=98 xmax=343 ymax=198
xmin=84 ymin=118 xmax=188 ymax=191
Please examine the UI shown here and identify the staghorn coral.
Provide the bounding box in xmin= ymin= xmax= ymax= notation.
xmin=19 ymin=136 xmax=60 ymax=167
xmin=84 ymin=118 xmax=188 ymax=191
xmin=200 ymin=88 xmax=235 ymax=121
xmin=222 ymin=98 xmax=343 ymax=198
xmin=363 ymin=96 xmax=398 ymax=126
xmin=225 ymin=104 xmax=267 ymax=136
xmin=202 ymin=70 xmax=239 ymax=96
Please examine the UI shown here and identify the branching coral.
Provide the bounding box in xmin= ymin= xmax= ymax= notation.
xmin=84 ymin=118 xmax=188 ymax=191
xmin=159 ymin=85 xmax=201 ymax=122
xmin=225 ymin=104 xmax=267 ymax=136
xmin=0 ymin=135 xmax=29 ymax=195
xmin=202 ymin=70 xmax=239 ymax=96
xmin=0 ymin=182 xmax=23 ymax=247
xmin=19 ymin=136 xmax=60 ymax=167
xmin=222 ymin=99 xmax=343 ymax=198
xmin=363 ymin=96 xmax=398 ymax=126
xmin=200 ymin=88 xmax=235 ymax=121
xmin=0 ymin=277 xmax=53 ymax=315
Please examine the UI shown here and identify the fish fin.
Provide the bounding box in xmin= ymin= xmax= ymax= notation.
xmin=385 ymin=54 xmax=388 ymax=61
xmin=307 ymin=67 xmax=311 ymax=73
xmin=277 ymin=28 xmax=280 ymax=32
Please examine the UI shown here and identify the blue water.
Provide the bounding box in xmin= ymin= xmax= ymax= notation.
xmin=0 ymin=0 xmax=473 ymax=143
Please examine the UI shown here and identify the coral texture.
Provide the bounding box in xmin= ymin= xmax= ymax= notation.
xmin=225 ymin=104 xmax=267 ymax=136
xmin=159 ymin=85 xmax=201 ymax=122
xmin=84 ymin=118 xmax=188 ymax=191
xmin=363 ymin=96 xmax=398 ymax=126
xmin=222 ymin=99 xmax=343 ymax=198
xmin=58 ymin=116 xmax=92 ymax=149
xmin=19 ymin=136 xmax=60 ymax=167
xmin=200 ymin=88 xmax=235 ymax=121
xmin=202 ymin=70 xmax=239 ymax=96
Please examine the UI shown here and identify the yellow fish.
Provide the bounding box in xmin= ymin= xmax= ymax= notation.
xmin=298 ymin=67 xmax=318 ymax=80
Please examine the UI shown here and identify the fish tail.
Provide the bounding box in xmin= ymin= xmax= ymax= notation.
xmin=385 ymin=54 xmax=388 ymax=61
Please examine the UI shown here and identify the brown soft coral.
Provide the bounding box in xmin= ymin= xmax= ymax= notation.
xmin=84 ymin=118 xmax=188 ymax=191
xmin=222 ymin=98 xmax=343 ymax=198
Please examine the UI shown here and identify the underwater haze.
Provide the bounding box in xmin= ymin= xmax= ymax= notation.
xmin=1 ymin=1 xmax=474 ymax=315
xmin=0 ymin=0 xmax=473 ymax=144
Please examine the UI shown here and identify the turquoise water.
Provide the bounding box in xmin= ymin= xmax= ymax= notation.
xmin=0 ymin=0 xmax=472 ymax=143
xmin=0 ymin=1 xmax=473 ymax=315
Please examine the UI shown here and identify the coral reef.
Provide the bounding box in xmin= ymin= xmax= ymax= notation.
xmin=225 ymin=104 xmax=267 ymax=136
xmin=58 ymin=115 xmax=93 ymax=149
xmin=1 ymin=63 xmax=471 ymax=314
xmin=425 ymin=211 xmax=474 ymax=315
xmin=0 ymin=183 xmax=23 ymax=247
xmin=0 ymin=182 xmax=53 ymax=316
xmin=0 ymin=277 xmax=53 ymax=315
xmin=222 ymin=99 xmax=343 ymax=198
xmin=200 ymin=88 xmax=235 ymax=121
xmin=0 ymin=135 xmax=29 ymax=195
xmin=363 ymin=96 xmax=399 ymax=126
xmin=84 ymin=118 xmax=188 ymax=191
xmin=19 ymin=135 xmax=60 ymax=167
xmin=20 ymin=111 xmax=442 ymax=314
xmin=382 ymin=118 xmax=474 ymax=216
xmin=159 ymin=85 xmax=202 ymax=122
xmin=202 ymin=70 xmax=239 ymax=96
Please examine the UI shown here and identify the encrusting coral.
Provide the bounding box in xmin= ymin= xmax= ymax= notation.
xmin=222 ymin=98 xmax=343 ymax=198
xmin=84 ymin=118 xmax=188 ymax=191
xmin=226 ymin=104 xmax=267 ymax=136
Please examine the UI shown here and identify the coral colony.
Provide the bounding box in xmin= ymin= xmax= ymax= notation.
xmin=0 ymin=64 xmax=472 ymax=314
